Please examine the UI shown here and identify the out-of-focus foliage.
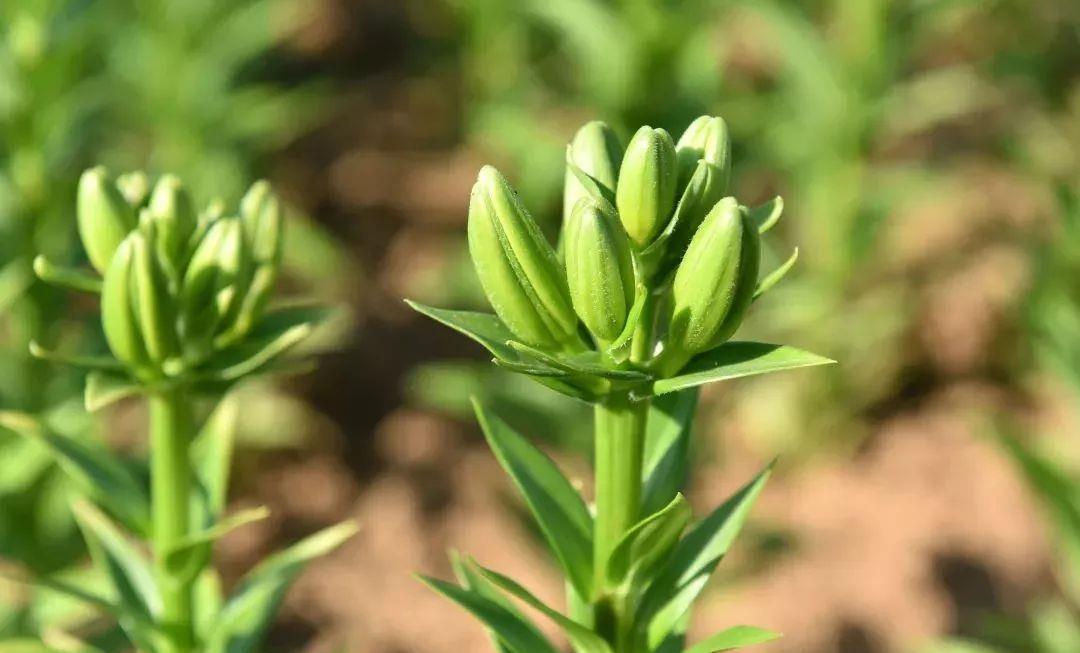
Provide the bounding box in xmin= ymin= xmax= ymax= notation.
xmin=0 ymin=0 xmax=339 ymax=645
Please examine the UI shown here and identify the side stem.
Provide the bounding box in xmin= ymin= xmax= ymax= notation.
xmin=149 ymin=388 xmax=194 ymax=653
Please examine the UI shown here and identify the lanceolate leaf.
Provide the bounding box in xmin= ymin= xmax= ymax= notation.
xmin=473 ymin=400 xmax=595 ymax=600
xmin=639 ymin=464 xmax=774 ymax=649
xmin=641 ymin=389 xmax=698 ymax=516
xmin=0 ymin=412 xmax=149 ymax=535
xmin=652 ymin=342 xmax=834 ymax=395
xmin=29 ymin=342 xmax=123 ymax=373
xmin=418 ymin=576 xmax=559 ymax=653
xmin=164 ymin=508 xmax=270 ymax=585
xmin=508 ymin=341 xmax=650 ymax=381
xmin=451 ymin=553 xmax=519 ymax=653
xmin=190 ymin=397 xmax=239 ymax=526
xmin=33 ymin=255 xmax=103 ymax=293
xmin=85 ymin=372 xmax=142 ymax=412
xmin=205 ymin=521 xmax=356 ymax=653
xmin=606 ymin=494 xmax=691 ymax=588
xmin=746 ymin=197 xmax=783 ymax=234
xmin=406 ymin=301 xmax=520 ymax=361
xmin=753 ymin=248 xmax=798 ymax=300
xmin=682 ymin=626 xmax=781 ymax=653
xmin=476 ymin=565 xmax=613 ymax=653
xmin=71 ymin=501 xmax=162 ymax=653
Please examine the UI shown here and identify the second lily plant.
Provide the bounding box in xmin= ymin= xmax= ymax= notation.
xmin=3 ymin=169 xmax=355 ymax=653
xmin=410 ymin=116 xmax=833 ymax=653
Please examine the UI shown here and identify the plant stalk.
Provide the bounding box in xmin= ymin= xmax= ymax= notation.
xmin=149 ymin=387 xmax=194 ymax=653
xmin=593 ymin=298 xmax=655 ymax=651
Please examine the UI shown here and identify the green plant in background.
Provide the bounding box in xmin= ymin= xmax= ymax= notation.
xmin=0 ymin=170 xmax=355 ymax=653
xmin=409 ymin=116 xmax=831 ymax=653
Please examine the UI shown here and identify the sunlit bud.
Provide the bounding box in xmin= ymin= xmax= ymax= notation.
xmin=668 ymin=198 xmax=759 ymax=357
xmin=130 ymin=229 xmax=177 ymax=363
xmin=100 ymin=237 xmax=149 ymax=372
xmin=116 ymin=172 xmax=151 ymax=208
xmin=180 ymin=217 xmax=249 ymax=352
xmin=468 ymin=166 xmax=579 ymax=350
xmin=563 ymin=121 xmax=623 ymax=221
xmin=147 ymin=175 xmax=197 ymax=279
xmin=239 ymin=180 xmax=283 ymax=267
xmin=616 ymin=126 xmax=677 ymax=248
xmin=675 ymin=115 xmax=730 ymax=188
xmin=659 ymin=161 xmax=728 ymax=276
xmin=78 ymin=167 xmax=136 ymax=274
xmin=564 ymin=199 xmax=635 ymax=342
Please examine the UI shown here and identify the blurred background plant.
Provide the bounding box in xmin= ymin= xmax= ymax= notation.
xmin=0 ymin=0 xmax=1077 ymax=651
xmin=0 ymin=0 xmax=350 ymax=646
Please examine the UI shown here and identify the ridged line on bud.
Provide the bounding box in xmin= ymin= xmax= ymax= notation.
xmin=101 ymin=237 xmax=149 ymax=371
xmin=564 ymin=199 xmax=635 ymax=342
xmin=130 ymin=230 xmax=177 ymax=363
xmin=468 ymin=166 xmax=579 ymax=349
xmin=675 ymin=115 xmax=731 ymax=188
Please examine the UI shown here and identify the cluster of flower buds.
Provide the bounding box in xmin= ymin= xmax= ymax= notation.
xmin=74 ymin=167 xmax=283 ymax=382
xmin=461 ymin=115 xmax=790 ymax=388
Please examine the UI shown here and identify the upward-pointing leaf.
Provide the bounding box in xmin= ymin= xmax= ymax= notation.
xmin=70 ymin=501 xmax=162 ymax=653
xmin=475 ymin=564 xmax=613 ymax=653
xmin=190 ymin=397 xmax=239 ymax=527
xmin=683 ymin=625 xmax=781 ymax=653
xmin=641 ymin=389 xmax=698 ymax=516
xmin=205 ymin=521 xmax=357 ymax=653
xmin=473 ymin=399 xmax=594 ymax=600
xmin=638 ymin=464 xmax=773 ymax=649
xmin=419 ymin=575 xmax=559 ymax=653
xmin=451 ymin=553 xmax=519 ymax=653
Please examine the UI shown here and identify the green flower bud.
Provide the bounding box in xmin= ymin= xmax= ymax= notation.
xmin=675 ymin=115 xmax=730 ymax=188
xmin=117 ymin=171 xmax=151 ymax=208
xmin=147 ymin=175 xmax=197 ymax=279
xmin=468 ymin=166 xmax=579 ymax=350
xmin=660 ymin=161 xmax=728 ymax=275
xmin=616 ymin=126 xmax=677 ymax=248
xmin=180 ymin=217 xmax=249 ymax=355
xmin=239 ymin=180 xmax=283 ymax=267
xmin=101 ymin=236 xmax=149 ymax=372
xmin=563 ymin=121 xmax=622 ymax=220
xmin=130 ymin=229 xmax=177 ymax=363
xmin=78 ymin=167 xmax=136 ymax=274
xmin=564 ymin=199 xmax=635 ymax=342
xmin=667 ymin=197 xmax=759 ymax=357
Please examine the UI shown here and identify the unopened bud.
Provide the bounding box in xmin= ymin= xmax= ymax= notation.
xmin=564 ymin=200 xmax=635 ymax=342
xmin=468 ymin=166 xmax=579 ymax=350
xmin=616 ymin=126 xmax=677 ymax=248
xmin=78 ymin=167 xmax=136 ymax=274
xmin=100 ymin=237 xmax=149 ymax=372
xmin=130 ymin=230 xmax=177 ymax=363
xmin=239 ymin=180 xmax=283 ymax=267
xmin=563 ymin=121 xmax=622 ymax=220
xmin=147 ymin=175 xmax=197 ymax=279
xmin=667 ymin=198 xmax=759 ymax=357
xmin=675 ymin=115 xmax=730 ymax=188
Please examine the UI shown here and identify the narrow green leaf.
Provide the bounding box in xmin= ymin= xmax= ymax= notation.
xmin=406 ymin=301 xmax=519 ymax=361
xmin=451 ymin=553 xmax=518 ymax=653
xmin=29 ymin=342 xmax=124 ymax=373
xmin=652 ymin=342 xmax=834 ymax=395
xmin=606 ymin=494 xmax=691 ymax=588
xmin=70 ymin=501 xmax=162 ymax=653
xmin=205 ymin=521 xmax=357 ymax=653
xmin=639 ymin=464 xmax=774 ymax=649
xmin=164 ymin=508 xmax=271 ymax=585
xmin=418 ymin=576 xmax=559 ymax=653
xmin=33 ymin=256 xmax=102 ymax=293
xmin=85 ymin=372 xmax=142 ymax=412
xmin=204 ymin=323 xmax=312 ymax=382
xmin=641 ymin=389 xmax=698 ymax=516
xmin=683 ymin=626 xmax=781 ymax=653
xmin=746 ymin=197 xmax=783 ymax=234
xmin=476 ymin=564 xmax=613 ymax=653
xmin=0 ymin=412 xmax=149 ymax=535
xmin=508 ymin=341 xmax=650 ymax=381
xmin=753 ymin=248 xmax=798 ymax=300
xmin=473 ymin=400 xmax=594 ymax=599
xmin=191 ymin=397 xmax=239 ymax=526
xmin=193 ymin=570 xmax=225 ymax=642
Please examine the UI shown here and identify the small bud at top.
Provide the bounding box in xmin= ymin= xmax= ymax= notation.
xmin=675 ymin=116 xmax=731 ymax=188
xmin=77 ymin=167 xmax=136 ymax=274
xmin=616 ymin=126 xmax=678 ymax=249
xmin=564 ymin=121 xmax=623 ymax=221
xmin=564 ymin=199 xmax=636 ymax=342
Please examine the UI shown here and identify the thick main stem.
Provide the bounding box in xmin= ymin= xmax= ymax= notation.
xmin=149 ymin=388 xmax=194 ymax=653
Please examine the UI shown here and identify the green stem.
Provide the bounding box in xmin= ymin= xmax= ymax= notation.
xmin=149 ymin=388 xmax=194 ymax=653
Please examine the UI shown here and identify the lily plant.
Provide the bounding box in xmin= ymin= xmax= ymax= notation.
xmin=409 ymin=116 xmax=834 ymax=653
xmin=1 ymin=169 xmax=355 ymax=653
